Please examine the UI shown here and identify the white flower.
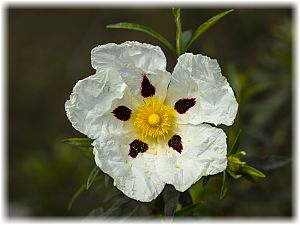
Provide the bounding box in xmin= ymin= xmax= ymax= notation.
xmin=65 ymin=41 xmax=238 ymax=202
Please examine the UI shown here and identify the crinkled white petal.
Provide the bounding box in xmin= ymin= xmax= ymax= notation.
xmin=91 ymin=41 xmax=167 ymax=72
xmin=156 ymin=124 xmax=227 ymax=192
xmin=91 ymin=42 xmax=170 ymax=101
xmin=65 ymin=69 xmax=130 ymax=139
xmin=120 ymin=67 xmax=171 ymax=102
xmin=93 ymin=133 xmax=165 ymax=202
xmin=166 ymin=53 xmax=238 ymax=126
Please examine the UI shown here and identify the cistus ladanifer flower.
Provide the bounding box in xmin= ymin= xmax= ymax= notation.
xmin=65 ymin=41 xmax=238 ymax=202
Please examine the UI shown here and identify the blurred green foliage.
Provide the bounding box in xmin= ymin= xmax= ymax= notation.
xmin=8 ymin=8 xmax=292 ymax=217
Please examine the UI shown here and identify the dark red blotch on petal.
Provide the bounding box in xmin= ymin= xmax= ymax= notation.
xmin=112 ymin=106 xmax=132 ymax=121
xmin=129 ymin=139 xmax=149 ymax=158
xmin=174 ymin=98 xmax=196 ymax=114
xmin=141 ymin=74 xmax=155 ymax=98
xmin=168 ymin=134 xmax=183 ymax=154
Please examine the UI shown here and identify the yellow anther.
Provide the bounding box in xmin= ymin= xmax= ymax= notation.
xmin=176 ymin=164 xmax=180 ymax=168
xmin=132 ymin=97 xmax=176 ymax=141
xmin=148 ymin=113 xmax=161 ymax=125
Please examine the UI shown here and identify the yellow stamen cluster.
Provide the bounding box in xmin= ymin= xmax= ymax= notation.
xmin=148 ymin=113 xmax=161 ymax=125
xmin=132 ymin=97 xmax=176 ymax=141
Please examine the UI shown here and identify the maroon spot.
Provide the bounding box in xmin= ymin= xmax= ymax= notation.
xmin=174 ymin=98 xmax=196 ymax=114
xmin=112 ymin=106 xmax=131 ymax=121
xmin=141 ymin=74 xmax=155 ymax=98
xmin=168 ymin=135 xmax=183 ymax=154
xmin=129 ymin=139 xmax=149 ymax=158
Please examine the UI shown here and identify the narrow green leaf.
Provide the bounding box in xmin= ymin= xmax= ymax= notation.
xmin=220 ymin=171 xmax=229 ymax=199
xmin=181 ymin=30 xmax=193 ymax=50
xmin=163 ymin=185 xmax=180 ymax=217
xmin=68 ymin=176 xmax=102 ymax=210
xmin=174 ymin=202 xmax=202 ymax=216
xmin=86 ymin=166 xmax=100 ymax=190
xmin=184 ymin=9 xmax=234 ymax=52
xmin=67 ymin=183 xmax=86 ymax=210
xmin=242 ymin=165 xmax=266 ymax=178
xmin=172 ymin=8 xmax=182 ymax=56
xmin=106 ymin=22 xmax=176 ymax=56
xmin=228 ymin=129 xmax=241 ymax=156
xmin=63 ymin=137 xmax=93 ymax=147
xmin=202 ymin=176 xmax=210 ymax=187
xmin=63 ymin=137 xmax=94 ymax=158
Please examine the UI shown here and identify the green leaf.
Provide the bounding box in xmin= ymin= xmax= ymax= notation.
xmin=163 ymin=185 xmax=180 ymax=217
xmin=63 ymin=137 xmax=94 ymax=158
xmin=220 ymin=171 xmax=230 ymax=199
xmin=202 ymin=176 xmax=210 ymax=187
xmin=227 ymin=169 xmax=243 ymax=179
xmin=174 ymin=202 xmax=202 ymax=216
xmin=228 ymin=129 xmax=241 ymax=156
xmin=181 ymin=30 xmax=193 ymax=50
xmin=184 ymin=9 xmax=234 ymax=52
xmin=67 ymin=183 xmax=86 ymax=210
xmin=106 ymin=22 xmax=176 ymax=56
xmin=86 ymin=166 xmax=100 ymax=190
xmin=242 ymin=165 xmax=266 ymax=178
xmin=63 ymin=137 xmax=93 ymax=147
xmin=172 ymin=8 xmax=182 ymax=56
xmin=68 ymin=176 xmax=103 ymax=210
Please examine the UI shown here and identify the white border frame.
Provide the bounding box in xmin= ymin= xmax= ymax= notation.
xmin=1 ymin=1 xmax=298 ymax=225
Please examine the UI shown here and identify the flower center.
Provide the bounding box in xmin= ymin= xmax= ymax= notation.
xmin=148 ymin=113 xmax=161 ymax=125
xmin=132 ymin=97 xmax=176 ymax=141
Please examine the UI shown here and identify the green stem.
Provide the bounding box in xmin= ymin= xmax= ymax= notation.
xmin=173 ymin=8 xmax=182 ymax=57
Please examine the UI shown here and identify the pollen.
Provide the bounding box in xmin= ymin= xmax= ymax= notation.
xmin=132 ymin=97 xmax=177 ymax=141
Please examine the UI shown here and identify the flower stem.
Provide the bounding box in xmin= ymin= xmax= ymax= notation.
xmin=172 ymin=8 xmax=182 ymax=57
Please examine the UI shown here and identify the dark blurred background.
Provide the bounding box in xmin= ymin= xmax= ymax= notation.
xmin=8 ymin=7 xmax=293 ymax=217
